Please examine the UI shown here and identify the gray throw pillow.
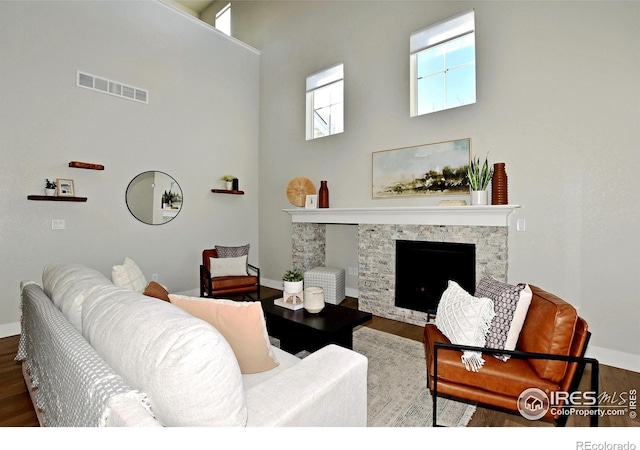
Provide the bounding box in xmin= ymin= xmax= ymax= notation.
xmin=475 ymin=276 xmax=532 ymax=361
xmin=215 ymin=244 xmax=250 ymax=258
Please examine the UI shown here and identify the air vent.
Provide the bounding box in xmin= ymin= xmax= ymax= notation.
xmin=76 ymin=71 xmax=149 ymax=104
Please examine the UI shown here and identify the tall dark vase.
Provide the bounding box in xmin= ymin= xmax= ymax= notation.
xmin=318 ymin=180 xmax=329 ymax=208
xmin=492 ymin=163 xmax=508 ymax=205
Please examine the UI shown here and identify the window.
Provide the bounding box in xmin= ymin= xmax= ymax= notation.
xmin=410 ymin=9 xmax=476 ymax=116
xmin=306 ymin=63 xmax=344 ymax=140
xmin=216 ymin=3 xmax=231 ymax=36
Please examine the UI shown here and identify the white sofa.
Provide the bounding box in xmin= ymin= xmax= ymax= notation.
xmin=17 ymin=263 xmax=368 ymax=427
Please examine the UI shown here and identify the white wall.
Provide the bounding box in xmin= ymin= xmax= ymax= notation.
xmin=233 ymin=1 xmax=640 ymax=370
xmin=0 ymin=1 xmax=260 ymax=334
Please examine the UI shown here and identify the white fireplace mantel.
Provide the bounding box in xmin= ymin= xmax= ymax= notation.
xmin=283 ymin=205 xmax=520 ymax=227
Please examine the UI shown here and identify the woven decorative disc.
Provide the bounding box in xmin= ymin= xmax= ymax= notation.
xmin=286 ymin=177 xmax=316 ymax=207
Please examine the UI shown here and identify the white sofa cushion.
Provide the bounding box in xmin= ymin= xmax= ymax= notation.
xmin=42 ymin=263 xmax=113 ymax=332
xmin=242 ymin=346 xmax=300 ymax=390
xmin=82 ymin=285 xmax=247 ymax=426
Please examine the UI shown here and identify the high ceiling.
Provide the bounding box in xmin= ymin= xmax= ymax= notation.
xmin=174 ymin=1 xmax=215 ymax=15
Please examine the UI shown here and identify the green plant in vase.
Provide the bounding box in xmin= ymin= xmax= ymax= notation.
xmin=220 ymin=174 xmax=235 ymax=190
xmin=467 ymin=155 xmax=493 ymax=205
xmin=44 ymin=179 xmax=57 ymax=196
xmin=282 ymin=269 xmax=303 ymax=282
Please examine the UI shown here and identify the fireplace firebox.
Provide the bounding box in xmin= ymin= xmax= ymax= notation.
xmin=395 ymin=240 xmax=475 ymax=315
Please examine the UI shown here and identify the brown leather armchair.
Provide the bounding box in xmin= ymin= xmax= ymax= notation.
xmin=424 ymin=285 xmax=599 ymax=427
xmin=199 ymin=249 xmax=260 ymax=300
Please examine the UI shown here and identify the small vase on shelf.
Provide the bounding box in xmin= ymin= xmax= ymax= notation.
xmin=318 ymin=180 xmax=329 ymax=208
xmin=492 ymin=163 xmax=508 ymax=205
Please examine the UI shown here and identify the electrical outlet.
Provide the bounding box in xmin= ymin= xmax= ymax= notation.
xmin=51 ymin=219 xmax=65 ymax=230
xmin=151 ymin=273 xmax=159 ymax=282
xmin=348 ymin=267 xmax=359 ymax=276
xmin=516 ymin=219 xmax=526 ymax=232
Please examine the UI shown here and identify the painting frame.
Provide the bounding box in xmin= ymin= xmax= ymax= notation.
xmin=372 ymin=138 xmax=471 ymax=199
xmin=56 ymin=178 xmax=75 ymax=197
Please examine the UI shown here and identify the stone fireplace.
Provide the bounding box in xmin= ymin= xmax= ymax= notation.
xmin=285 ymin=206 xmax=518 ymax=327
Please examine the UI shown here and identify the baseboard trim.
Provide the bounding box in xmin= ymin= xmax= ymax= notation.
xmin=585 ymin=345 xmax=639 ymax=373
xmin=0 ymin=321 xmax=20 ymax=339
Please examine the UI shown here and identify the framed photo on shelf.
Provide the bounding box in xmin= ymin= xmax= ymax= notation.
xmin=305 ymin=194 xmax=318 ymax=209
xmin=56 ymin=178 xmax=75 ymax=197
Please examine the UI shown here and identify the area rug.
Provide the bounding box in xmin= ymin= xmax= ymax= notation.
xmin=271 ymin=326 xmax=475 ymax=427
xmin=352 ymin=326 xmax=475 ymax=427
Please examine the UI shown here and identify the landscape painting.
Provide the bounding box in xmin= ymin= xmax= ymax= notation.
xmin=372 ymin=138 xmax=471 ymax=198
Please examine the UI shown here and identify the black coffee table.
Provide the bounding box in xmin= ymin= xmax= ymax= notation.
xmin=260 ymin=296 xmax=372 ymax=353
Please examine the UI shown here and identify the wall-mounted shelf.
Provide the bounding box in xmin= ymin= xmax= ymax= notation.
xmin=211 ymin=189 xmax=244 ymax=195
xmin=69 ymin=161 xmax=104 ymax=170
xmin=28 ymin=195 xmax=87 ymax=202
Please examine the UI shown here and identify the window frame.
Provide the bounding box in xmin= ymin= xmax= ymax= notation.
xmin=410 ymin=9 xmax=476 ymax=117
xmin=306 ymin=63 xmax=345 ymax=141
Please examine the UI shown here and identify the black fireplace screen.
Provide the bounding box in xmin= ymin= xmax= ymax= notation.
xmin=395 ymin=240 xmax=475 ymax=314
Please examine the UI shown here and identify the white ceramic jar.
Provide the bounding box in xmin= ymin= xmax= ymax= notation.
xmin=303 ymin=287 xmax=325 ymax=313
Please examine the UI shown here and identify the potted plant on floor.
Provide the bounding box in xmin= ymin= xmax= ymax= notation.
xmin=467 ymin=155 xmax=493 ymax=205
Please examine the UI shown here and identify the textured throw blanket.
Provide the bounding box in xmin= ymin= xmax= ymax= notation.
xmin=16 ymin=282 xmax=150 ymax=427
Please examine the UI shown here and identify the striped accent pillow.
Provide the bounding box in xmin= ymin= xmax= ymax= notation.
xmin=475 ymin=276 xmax=532 ymax=361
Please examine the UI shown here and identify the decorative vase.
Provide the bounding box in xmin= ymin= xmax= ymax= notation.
xmin=225 ymin=181 xmax=233 ymax=190
xmin=303 ymin=287 xmax=325 ymax=313
xmin=283 ymin=280 xmax=304 ymax=304
xmin=44 ymin=188 xmax=56 ymax=197
xmin=232 ymin=178 xmax=239 ymax=191
xmin=284 ymin=281 xmax=303 ymax=294
xmin=319 ymin=180 xmax=329 ymax=208
xmin=471 ymin=190 xmax=488 ymax=205
xmin=492 ymin=163 xmax=508 ymax=205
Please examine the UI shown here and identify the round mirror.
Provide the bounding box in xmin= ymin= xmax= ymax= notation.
xmin=126 ymin=171 xmax=183 ymax=225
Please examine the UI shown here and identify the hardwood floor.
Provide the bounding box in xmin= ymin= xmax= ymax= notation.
xmin=0 ymin=335 xmax=38 ymax=426
xmin=1 ymin=286 xmax=637 ymax=428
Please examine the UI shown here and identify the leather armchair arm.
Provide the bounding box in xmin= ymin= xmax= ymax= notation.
xmin=248 ymin=263 xmax=260 ymax=280
xmin=199 ymin=264 xmax=212 ymax=297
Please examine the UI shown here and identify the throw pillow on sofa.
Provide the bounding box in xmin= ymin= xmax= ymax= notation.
xmin=143 ymin=281 xmax=170 ymax=302
xmin=112 ymin=257 xmax=147 ymax=293
xmin=475 ymin=276 xmax=532 ymax=361
xmin=435 ymin=280 xmax=495 ymax=372
xmin=169 ymin=294 xmax=279 ymax=374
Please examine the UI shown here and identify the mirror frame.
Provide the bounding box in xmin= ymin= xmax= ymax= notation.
xmin=125 ymin=170 xmax=183 ymax=225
